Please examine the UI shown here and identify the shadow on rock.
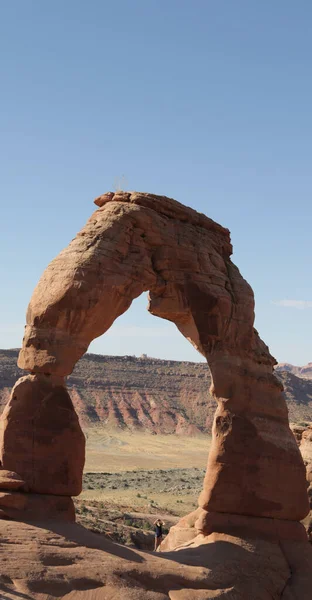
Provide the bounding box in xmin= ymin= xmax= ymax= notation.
xmin=30 ymin=520 xmax=145 ymax=563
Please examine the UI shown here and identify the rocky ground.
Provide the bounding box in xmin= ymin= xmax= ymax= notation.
xmin=1 ymin=518 xmax=311 ymax=600
xmin=76 ymin=460 xmax=312 ymax=552
xmin=82 ymin=467 xmax=205 ymax=496
xmin=75 ymin=468 xmax=205 ymax=550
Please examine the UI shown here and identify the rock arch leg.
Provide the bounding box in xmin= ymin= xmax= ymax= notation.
xmin=199 ymin=354 xmax=308 ymax=520
xmin=0 ymin=374 xmax=85 ymax=521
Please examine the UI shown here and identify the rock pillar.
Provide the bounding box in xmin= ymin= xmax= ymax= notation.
xmin=199 ymin=355 xmax=309 ymax=520
xmin=0 ymin=374 xmax=85 ymax=521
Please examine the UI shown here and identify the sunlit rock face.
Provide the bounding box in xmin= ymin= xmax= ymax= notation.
xmin=0 ymin=191 xmax=311 ymax=599
xmin=11 ymin=191 xmax=307 ymax=522
xmin=0 ymin=374 xmax=85 ymax=494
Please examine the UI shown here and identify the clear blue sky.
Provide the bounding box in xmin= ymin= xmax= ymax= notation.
xmin=0 ymin=1 xmax=311 ymax=365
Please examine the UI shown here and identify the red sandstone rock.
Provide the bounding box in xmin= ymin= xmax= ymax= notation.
xmin=0 ymin=469 xmax=27 ymax=491
xmin=198 ymin=360 xmax=308 ymax=520
xmin=14 ymin=191 xmax=308 ymax=521
xmin=1 ymin=191 xmax=312 ymax=598
xmin=0 ymin=492 xmax=75 ymax=521
xmin=160 ymin=508 xmax=308 ymax=552
xmin=0 ymin=520 xmax=311 ymax=599
xmin=0 ymin=374 xmax=85 ymax=496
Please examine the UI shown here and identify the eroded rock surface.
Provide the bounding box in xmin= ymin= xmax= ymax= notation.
xmin=14 ymin=191 xmax=308 ymax=521
xmin=0 ymin=491 xmax=75 ymax=521
xmin=0 ymin=191 xmax=311 ymax=598
xmin=2 ymin=350 xmax=312 ymax=433
xmin=0 ymin=373 xmax=85 ymax=520
xmin=0 ymin=520 xmax=311 ymax=600
xmin=0 ymin=374 xmax=85 ymax=496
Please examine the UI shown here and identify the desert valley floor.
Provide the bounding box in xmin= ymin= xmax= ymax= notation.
xmin=75 ymin=429 xmax=210 ymax=547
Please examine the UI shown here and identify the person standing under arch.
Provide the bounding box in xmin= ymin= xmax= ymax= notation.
xmin=154 ymin=518 xmax=165 ymax=551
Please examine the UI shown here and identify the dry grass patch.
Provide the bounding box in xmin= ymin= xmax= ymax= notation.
xmin=84 ymin=429 xmax=211 ymax=472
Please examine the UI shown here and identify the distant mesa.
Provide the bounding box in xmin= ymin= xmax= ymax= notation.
xmin=276 ymin=361 xmax=312 ymax=379
xmin=1 ymin=349 xmax=312 ymax=433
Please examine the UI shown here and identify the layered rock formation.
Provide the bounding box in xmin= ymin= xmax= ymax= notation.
xmin=0 ymin=350 xmax=214 ymax=433
xmin=1 ymin=191 xmax=311 ymax=598
xmin=2 ymin=349 xmax=312 ymax=433
xmin=1 ymin=518 xmax=311 ymax=600
xmin=276 ymin=361 xmax=312 ymax=379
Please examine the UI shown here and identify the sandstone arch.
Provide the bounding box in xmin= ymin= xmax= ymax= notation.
xmin=0 ymin=192 xmax=309 ymax=524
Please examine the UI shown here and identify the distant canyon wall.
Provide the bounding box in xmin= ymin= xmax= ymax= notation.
xmin=276 ymin=361 xmax=312 ymax=379
xmin=1 ymin=349 xmax=312 ymax=434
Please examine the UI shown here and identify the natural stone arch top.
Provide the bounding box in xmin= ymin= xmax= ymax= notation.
xmin=19 ymin=191 xmax=273 ymax=377
xmin=1 ymin=191 xmax=308 ymax=523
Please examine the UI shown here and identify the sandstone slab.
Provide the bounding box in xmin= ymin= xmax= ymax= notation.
xmin=0 ymin=520 xmax=311 ymax=599
xmin=0 ymin=491 xmax=75 ymax=520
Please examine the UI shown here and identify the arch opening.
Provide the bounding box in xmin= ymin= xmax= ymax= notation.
xmin=88 ymin=291 xmax=205 ymax=363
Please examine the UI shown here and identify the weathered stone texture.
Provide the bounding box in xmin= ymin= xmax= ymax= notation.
xmin=0 ymin=191 xmax=311 ymax=599
xmin=0 ymin=491 xmax=75 ymax=521
xmin=0 ymin=374 xmax=85 ymax=496
xmin=15 ymin=191 xmax=309 ymax=521
xmin=0 ymin=519 xmax=311 ymax=600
